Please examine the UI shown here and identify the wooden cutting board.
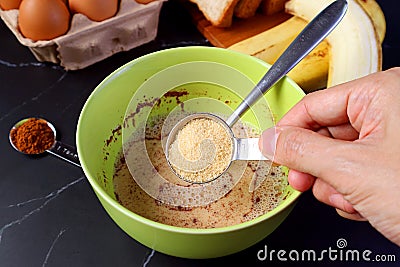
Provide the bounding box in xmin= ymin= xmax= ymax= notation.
xmin=182 ymin=1 xmax=292 ymax=48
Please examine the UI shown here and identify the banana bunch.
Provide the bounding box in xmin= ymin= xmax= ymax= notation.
xmin=228 ymin=0 xmax=385 ymax=92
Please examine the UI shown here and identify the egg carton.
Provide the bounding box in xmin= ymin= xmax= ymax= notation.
xmin=0 ymin=0 xmax=165 ymax=70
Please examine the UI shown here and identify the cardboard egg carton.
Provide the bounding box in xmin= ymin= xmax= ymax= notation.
xmin=0 ymin=0 xmax=165 ymax=70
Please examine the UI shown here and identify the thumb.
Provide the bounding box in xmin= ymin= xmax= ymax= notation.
xmin=259 ymin=126 xmax=351 ymax=186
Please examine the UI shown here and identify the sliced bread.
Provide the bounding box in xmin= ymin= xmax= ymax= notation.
xmin=260 ymin=0 xmax=287 ymax=15
xmin=234 ymin=0 xmax=263 ymax=18
xmin=189 ymin=0 xmax=240 ymax=27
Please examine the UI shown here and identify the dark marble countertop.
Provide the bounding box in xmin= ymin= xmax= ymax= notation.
xmin=1 ymin=1 xmax=399 ymax=266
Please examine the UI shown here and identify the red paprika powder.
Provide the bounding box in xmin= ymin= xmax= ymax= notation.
xmin=10 ymin=118 xmax=55 ymax=154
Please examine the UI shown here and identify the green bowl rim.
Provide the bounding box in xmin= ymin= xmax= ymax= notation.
xmin=77 ymin=46 xmax=303 ymax=235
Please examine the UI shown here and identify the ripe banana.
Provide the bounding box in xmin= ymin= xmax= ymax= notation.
xmin=286 ymin=39 xmax=329 ymax=91
xmin=228 ymin=16 xmax=304 ymax=63
xmin=228 ymin=0 xmax=385 ymax=92
xmin=286 ymin=0 xmax=382 ymax=87
xmin=228 ymin=16 xmax=330 ymax=91
xmin=355 ymin=0 xmax=386 ymax=43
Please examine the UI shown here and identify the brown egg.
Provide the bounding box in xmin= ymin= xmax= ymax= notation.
xmin=18 ymin=0 xmax=70 ymax=41
xmin=0 ymin=0 xmax=22 ymax=10
xmin=69 ymin=0 xmax=119 ymax=22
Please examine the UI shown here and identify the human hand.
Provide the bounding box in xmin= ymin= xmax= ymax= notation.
xmin=259 ymin=68 xmax=400 ymax=246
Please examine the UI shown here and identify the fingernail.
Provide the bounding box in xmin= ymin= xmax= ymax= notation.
xmin=329 ymin=193 xmax=356 ymax=214
xmin=329 ymin=194 xmax=342 ymax=207
xmin=259 ymin=127 xmax=280 ymax=160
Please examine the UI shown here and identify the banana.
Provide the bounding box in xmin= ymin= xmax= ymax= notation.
xmin=286 ymin=39 xmax=329 ymax=92
xmin=229 ymin=16 xmax=330 ymax=91
xmin=355 ymin=0 xmax=386 ymax=43
xmin=228 ymin=0 xmax=385 ymax=91
xmin=228 ymin=16 xmax=304 ymax=63
xmin=286 ymin=0 xmax=382 ymax=87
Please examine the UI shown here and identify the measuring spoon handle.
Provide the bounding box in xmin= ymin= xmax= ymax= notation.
xmin=47 ymin=141 xmax=81 ymax=167
xmin=226 ymin=0 xmax=348 ymax=127
xmin=234 ymin=138 xmax=268 ymax=161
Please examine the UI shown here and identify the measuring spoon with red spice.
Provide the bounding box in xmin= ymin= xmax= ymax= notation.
xmin=9 ymin=117 xmax=80 ymax=167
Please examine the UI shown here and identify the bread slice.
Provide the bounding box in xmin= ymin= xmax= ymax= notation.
xmin=190 ymin=0 xmax=240 ymax=27
xmin=260 ymin=0 xmax=287 ymax=15
xmin=234 ymin=0 xmax=263 ymax=18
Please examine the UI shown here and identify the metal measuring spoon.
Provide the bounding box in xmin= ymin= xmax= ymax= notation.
xmin=9 ymin=118 xmax=80 ymax=167
xmin=165 ymin=113 xmax=266 ymax=184
xmin=165 ymin=0 xmax=348 ymax=184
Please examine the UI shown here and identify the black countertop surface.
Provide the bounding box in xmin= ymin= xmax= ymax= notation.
xmin=1 ymin=1 xmax=399 ymax=266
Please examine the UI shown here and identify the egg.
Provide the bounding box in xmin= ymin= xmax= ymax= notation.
xmin=69 ymin=0 xmax=119 ymax=22
xmin=0 ymin=0 xmax=22 ymax=10
xmin=18 ymin=0 xmax=70 ymax=41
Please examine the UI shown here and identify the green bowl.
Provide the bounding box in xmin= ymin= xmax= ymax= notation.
xmin=77 ymin=46 xmax=305 ymax=259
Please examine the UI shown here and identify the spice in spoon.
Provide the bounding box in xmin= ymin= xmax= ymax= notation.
xmin=168 ymin=117 xmax=234 ymax=183
xmin=10 ymin=118 xmax=55 ymax=154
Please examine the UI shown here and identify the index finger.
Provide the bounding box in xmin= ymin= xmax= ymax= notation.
xmin=277 ymin=83 xmax=352 ymax=130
